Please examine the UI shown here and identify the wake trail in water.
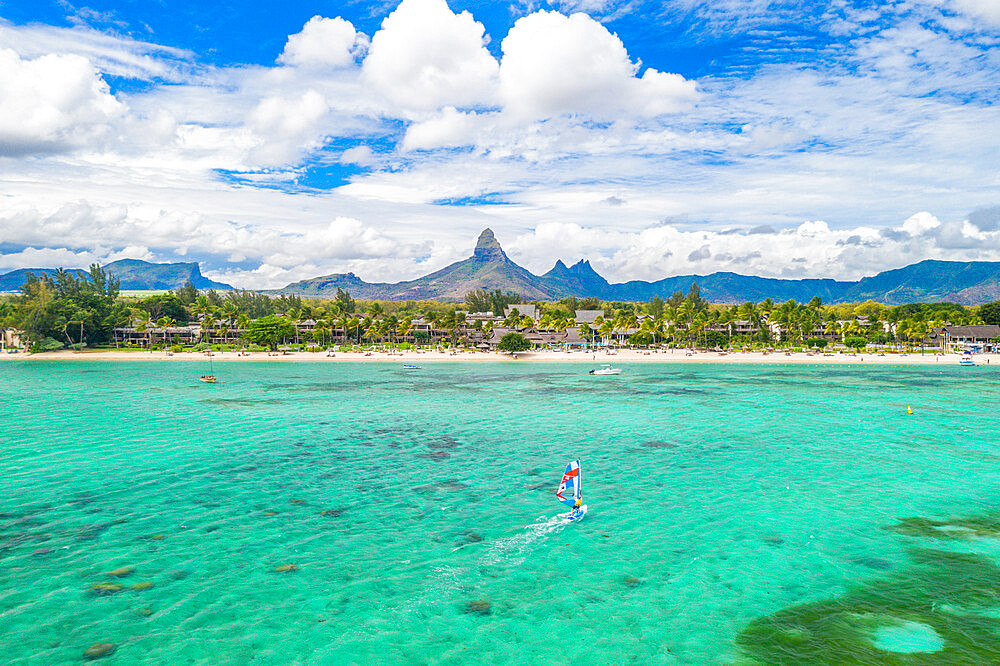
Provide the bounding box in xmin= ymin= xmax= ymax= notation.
xmin=388 ymin=514 xmax=572 ymax=622
xmin=477 ymin=513 xmax=571 ymax=567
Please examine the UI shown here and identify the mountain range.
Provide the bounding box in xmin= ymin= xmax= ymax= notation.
xmin=0 ymin=259 xmax=233 ymax=292
xmin=277 ymin=228 xmax=1000 ymax=306
xmin=3 ymin=230 xmax=999 ymax=304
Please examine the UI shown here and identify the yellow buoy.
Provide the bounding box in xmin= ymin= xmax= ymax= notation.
xmin=907 ymin=406 xmax=913 ymax=414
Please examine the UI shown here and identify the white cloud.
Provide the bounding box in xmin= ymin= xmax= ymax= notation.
xmin=498 ymin=11 xmax=698 ymax=120
xmin=361 ymin=0 xmax=499 ymax=114
xmin=950 ymin=0 xmax=1000 ymax=27
xmin=0 ymin=49 xmax=125 ymax=156
xmin=340 ymin=145 xmax=377 ymax=166
xmin=901 ymin=211 xmax=941 ymax=235
xmin=0 ymin=19 xmax=192 ymax=81
xmin=245 ymin=90 xmax=330 ymax=166
xmin=505 ymin=213 xmax=1000 ymax=284
xmin=278 ymin=16 xmax=369 ymax=68
xmin=401 ymin=107 xmax=481 ymax=151
xmin=0 ymin=2 xmax=999 ymax=292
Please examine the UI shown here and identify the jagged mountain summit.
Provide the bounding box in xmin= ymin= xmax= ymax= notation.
xmin=277 ymin=229 xmax=1000 ymax=305
xmin=0 ymin=259 xmax=233 ymax=292
xmin=281 ymin=229 xmax=554 ymax=300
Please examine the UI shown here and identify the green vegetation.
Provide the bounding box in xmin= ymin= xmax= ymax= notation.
xmin=497 ymin=332 xmax=531 ymax=352
xmin=464 ymin=288 xmax=522 ymax=316
xmin=844 ymin=336 xmax=868 ymax=350
xmin=1 ymin=266 xmax=126 ymax=350
xmin=241 ymin=315 xmax=296 ymax=350
xmin=980 ymin=300 xmax=1000 ymax=326
xmin=2 ymin=266 xmax=994 ymax=354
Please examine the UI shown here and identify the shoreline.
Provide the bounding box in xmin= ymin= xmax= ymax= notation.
xmin=1 ymin=349 xmax=994 ymax=366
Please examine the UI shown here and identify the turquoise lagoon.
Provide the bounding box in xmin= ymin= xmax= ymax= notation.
xmin=2 ymin=361 xmax=999 ymax=664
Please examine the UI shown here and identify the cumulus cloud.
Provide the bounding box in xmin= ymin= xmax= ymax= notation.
xmin=401 ymin=107 xmax=481 ymax=151
xmin=278 ymin=16 xmax=369 ymax=68
xmin=498 ymin=11 xmax=698 ymax=120
xmin=361 ymin=0 xmax=499 ymax=114
xmin=0 ymin=198 xmax=435 ymax=289
xmin=901 ymin=211 xmax=941 ymax=235
xmin=501 ymin=212 xmax=1000 ymax=285
xmin=244 ymin=90 xmax=330 ymax=166
xmin=1 ymin=1 xmax=999 ymax=290
xmin=0 ymin=49 xmax=124 ymax=156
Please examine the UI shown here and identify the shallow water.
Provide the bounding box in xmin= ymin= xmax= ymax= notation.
xmin=1 ymin=361 xmax=998 ymax=664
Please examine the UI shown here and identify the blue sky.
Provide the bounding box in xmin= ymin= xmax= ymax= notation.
xmin=0 ymin=0 xmax=998 ymax=288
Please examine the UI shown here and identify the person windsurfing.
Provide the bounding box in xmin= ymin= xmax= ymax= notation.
xmin=557 ymin=460 xmax=585 ymax=520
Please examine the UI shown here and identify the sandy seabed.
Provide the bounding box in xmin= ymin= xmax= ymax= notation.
xmin=2 ymin=348 xmax=995 ymax=366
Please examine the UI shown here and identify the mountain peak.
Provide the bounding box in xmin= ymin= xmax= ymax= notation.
xmin=472 ymin=228 xmax=507 ymax=262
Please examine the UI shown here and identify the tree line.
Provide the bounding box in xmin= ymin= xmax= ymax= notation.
xmin=2 ymin=267 xmax=998 ymax=352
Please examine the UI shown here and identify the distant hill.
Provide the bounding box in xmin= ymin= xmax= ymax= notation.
xmin=841 ymin=260 xmax=1000 ymax=305
xmin=0 ymin=260 xmax=232 ymax=292
xmin=277 ymin=228 xmax=1000 ymax=305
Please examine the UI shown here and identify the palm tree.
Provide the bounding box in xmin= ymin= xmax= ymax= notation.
xmin=396 ymin=317 xmax=413 ymax=347
xmin=315 ymin=317 xmax=331 ymax=347
xmin=348 ymin=316 xmax=362 ymax=346
xmin=134 ymin=310 xmax=152 ymax=350
xmin=288 ymin=308 xmax=302 ymax=346
xmin=597 ymin=318 xmax=614 ymax=348
xmin=221 ymin=301 xmax=237 ymax=326
xmin=364 ymin=317 xmax=382 ymax=345
xmin=156 ymin=316 xmax=176 ymax=348
xmin=638 ymin=317 xmax=657 ymax=347
xmin=201 ymin=313 xmax=217 ymax=346
xmin=218 ymin=321 xmax=230 ymax=351
xmin=192 ymin=294 xmax=210 ymax=320
xmin=614 ymin=312 xmax=633 ymax=346
xmin=426 ymin=310 xmax=442 ymax=343
xmin=336 ymin=314 xmax=350 ymax=344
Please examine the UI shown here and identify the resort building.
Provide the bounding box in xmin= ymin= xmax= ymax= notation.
xmin=463 ymin=311 xmax=504 ymax=324
xmin=2 ymin=328 xmax=24 ymax=351
xmin=574 ymin=310 xmax=605 ymax=326
xmin=503 ymin=304 xmax=540 ymax=321
xmin=487 ymin=326 xmax=585 ymax=348
xmin=927 ymin=325 xmax=1000 ymax=353
xmin=113 ymin=325 xmax=202 ymax=346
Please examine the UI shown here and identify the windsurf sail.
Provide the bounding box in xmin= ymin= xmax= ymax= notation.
xmin=556 ymin=460 xmax=581 ymax=507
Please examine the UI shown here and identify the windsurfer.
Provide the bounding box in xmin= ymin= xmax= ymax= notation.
xmin=557 ymin=459 xmax=584 ymax=520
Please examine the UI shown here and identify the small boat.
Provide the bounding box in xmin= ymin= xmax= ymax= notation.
xmin=959 ymin=352 xmax=975 ymax=366
xmin=403 ymin=364 xmax=422 ymax=370
xmin=556 ymin=459 xmax=587 ymax=521
xmin=589 ymin=364 xmax=622 ymax=375
xmin=200 ymin=352 xmax=220 ymax=383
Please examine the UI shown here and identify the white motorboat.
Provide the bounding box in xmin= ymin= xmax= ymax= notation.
xmin=589 ymin=364 xmax=622 ymax=375
xmin=959 ymin=352 xmax=975 ymax=366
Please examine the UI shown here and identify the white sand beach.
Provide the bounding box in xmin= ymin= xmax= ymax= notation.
xmin=2 ymin=348 xmax=995 ymax=366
